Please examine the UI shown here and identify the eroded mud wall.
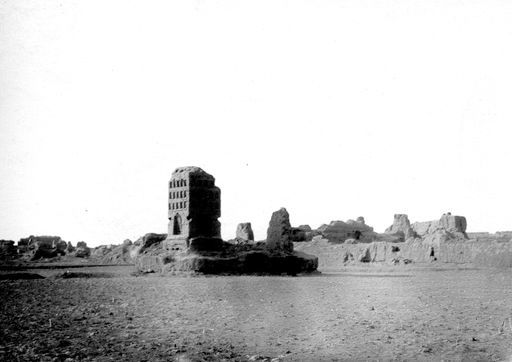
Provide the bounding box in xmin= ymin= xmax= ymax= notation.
xmin=294 ymin=239 xmax=512 ymax=269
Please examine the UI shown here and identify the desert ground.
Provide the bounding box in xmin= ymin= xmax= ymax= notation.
xmin=2 ymin=263 xmax=512 ymax=361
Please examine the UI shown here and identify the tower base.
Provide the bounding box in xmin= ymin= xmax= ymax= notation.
xmin=163 ymin=237 xmax=188 ymax=251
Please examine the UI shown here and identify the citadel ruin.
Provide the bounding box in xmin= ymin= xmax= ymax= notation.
xmin=2 ymin=166 xmax=512 ymax=272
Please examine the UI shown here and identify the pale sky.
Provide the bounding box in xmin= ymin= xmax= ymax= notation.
xmin=1 ymin=1 xmax=512 ymax=247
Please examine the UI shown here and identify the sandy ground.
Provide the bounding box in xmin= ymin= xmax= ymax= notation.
xmin=1 ymin=265 xmax=512 ymax=361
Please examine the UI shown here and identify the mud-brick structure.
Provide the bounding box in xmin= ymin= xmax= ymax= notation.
xmin=135 ymin=166 xmax=318 ymax=274
xmin=164 ymin=166 xmax=221 ymax=250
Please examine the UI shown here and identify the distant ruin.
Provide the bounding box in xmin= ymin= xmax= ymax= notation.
xmin=322 ymin=218 xmax=376 ymax=243
xmin=235 ymin=223 xmax=254 ymax=242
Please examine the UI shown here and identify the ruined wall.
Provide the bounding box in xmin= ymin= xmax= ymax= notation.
xmin=294 ymin=238 xmax=512 ymax=270
xmin=412 ymin=213 xmax=467 ymax=239
xmin=266 ymin=208 xmax=293 ymax=252
xmin=236 ymin=223 xmax=254 ymax=241
xmin=437 ymin=239 xmax=512 ymax=267
xmin=384 ymin=214 xmax=416 ymax=241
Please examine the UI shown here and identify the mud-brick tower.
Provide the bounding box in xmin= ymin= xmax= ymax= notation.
xmin=164 ymin=166 xmax=221 ymax=250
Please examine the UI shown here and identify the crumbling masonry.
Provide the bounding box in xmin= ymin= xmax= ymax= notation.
xmin=164 ymin=166 xmax=221 ymax=250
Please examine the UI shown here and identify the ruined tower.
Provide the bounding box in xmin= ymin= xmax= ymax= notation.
xmin=164 ymin=166 xmax=221 ymax=250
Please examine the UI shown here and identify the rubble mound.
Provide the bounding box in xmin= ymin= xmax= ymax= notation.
xmin=71 ymin=241 xmax=91 ymax=258
xmin=24 ymin=236 xmax=67 ymax=261
xmin=65 ymin=241 xmax=75 ymax=254
xmin=290 ymin=225 xmax=314 ymax=242
xmin=94 ymin=243 xmax=131 ymax=264
xmin=323 ymin=218 xmax=377 ymax=243
xmin=90 ymin=245 xmax=113 ymax=259
xmin=0 ymin=240 xmax=17 ymax=260
xmin=89 ymin=234 xmax=166 ymax=265
xmin=132 ymin=234 xmax=167 ymax=254
xmin=13 ymin=236 xmax=67 ymax=261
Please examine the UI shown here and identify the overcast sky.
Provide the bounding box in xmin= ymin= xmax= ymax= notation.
xmin=1 ymin=1 xmax=512 ymax=246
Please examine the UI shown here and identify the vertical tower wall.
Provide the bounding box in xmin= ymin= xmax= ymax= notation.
xmin=165 ymin=166 xmax=221 ymax=250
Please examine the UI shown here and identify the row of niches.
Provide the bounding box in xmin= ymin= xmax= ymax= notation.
xmin=169 ymin=178 xmax=215 ymax=189
xmin=169 ymin=201 xmax=187 ymax=210
xmin=169 ymin=190 xmax=187 ymax=199
xmin=169 ymin=179 xmax=187 ymax=188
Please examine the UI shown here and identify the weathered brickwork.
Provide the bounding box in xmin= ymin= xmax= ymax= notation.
xmin=165 ymin=166 xmax=221 ymax=249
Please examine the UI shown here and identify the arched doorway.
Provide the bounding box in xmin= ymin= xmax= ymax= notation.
xmin=173 ymin=214 xmax=182 ymax=235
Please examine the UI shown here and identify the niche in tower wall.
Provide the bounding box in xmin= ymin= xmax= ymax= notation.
xmin=173 ymin=214 xmax=182 ymax=235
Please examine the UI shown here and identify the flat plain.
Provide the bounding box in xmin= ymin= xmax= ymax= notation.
xmin=1 ymin=265 xmax=512 ymax=361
